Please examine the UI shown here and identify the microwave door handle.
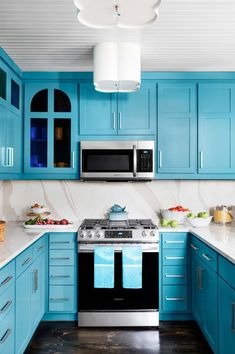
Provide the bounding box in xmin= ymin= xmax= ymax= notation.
xmin=133 ymin=144 xmax=137 ymax=177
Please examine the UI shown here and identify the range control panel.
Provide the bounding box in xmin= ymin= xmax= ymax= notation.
xmin=105 ymin=231 xmax=132 ymax=239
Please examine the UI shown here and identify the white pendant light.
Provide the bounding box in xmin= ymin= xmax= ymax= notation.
xmin=94 ymin=42 xmax=141 ymax=93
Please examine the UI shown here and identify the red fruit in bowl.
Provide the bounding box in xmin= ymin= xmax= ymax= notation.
xmin=60 ymin=219 xmax=69 ymax=225
xmin=54 ymin=220 xmax=60 ymax=225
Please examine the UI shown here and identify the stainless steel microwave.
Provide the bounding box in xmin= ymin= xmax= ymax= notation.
xmin=80 ymin=141 xmax=155 ymax=181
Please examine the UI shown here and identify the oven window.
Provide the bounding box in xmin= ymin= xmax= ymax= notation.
xmin=82 ymin=150 xmax=133 ymax=173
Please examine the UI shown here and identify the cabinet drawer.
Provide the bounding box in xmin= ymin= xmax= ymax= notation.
xmin=219 ymin=255 xmax=235 ymax=290
xmin=162 ymin=233 xmax=188 ymax=249
xmin=162 ymin=249 xmax=187 ymax=265
xmin=49 ymin=286 xmax=76 ymax=312
xmin=33 ymin=236 xmax=46 ymax=259
xmin=162 ymin=285 xmax=187 ymax=312
xmin=191 ymin=235 xmax=217 ymax=272
xmin=50 ymin=266 xmax=75 ymax=285
xmin=0 ymin=261 xmax=15 ymax=296
xmin=49 ymin=233 xmax=76 ymax=250
xmin=50 ymin=250 xmax=75 ymax=266
xmin=16 ymin=246 xmax=33 ymax=277
xmin=0 ymin=285 xmax=14 ymax=325
xmin=162 ymin=266 xmax=187 ymax=285
xmin=0 ymin=307 xmax=14 ymax=354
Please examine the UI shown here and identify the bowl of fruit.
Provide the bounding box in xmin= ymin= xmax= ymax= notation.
xmin=187 ymin=212 xmax=212 ymax=228
xmin=160 ymin=205 xmax=191 ymax=224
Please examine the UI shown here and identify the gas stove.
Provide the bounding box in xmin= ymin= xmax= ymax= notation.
xmin=78 ymin=218 xmax=159 ymax=243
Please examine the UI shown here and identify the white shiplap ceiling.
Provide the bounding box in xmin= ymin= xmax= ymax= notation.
xmin=0 ymin=0 xmax=235 ymax=72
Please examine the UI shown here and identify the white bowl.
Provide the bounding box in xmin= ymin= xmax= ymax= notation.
xmin=187 ymin=216 xmax=212 ymax=228
xmin=160 ymin=209 xmax=189 ymax=224
xmin=31 ymin=207 xmax=48 ymax=214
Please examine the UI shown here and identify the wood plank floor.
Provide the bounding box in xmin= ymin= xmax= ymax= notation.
xmin=25 ymin=321 xmax=213 ymax=354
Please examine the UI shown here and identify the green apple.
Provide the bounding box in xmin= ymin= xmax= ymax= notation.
xmin=160 ymin=218 xmax=170 ymax=227
xmin=170 ymin=220 xmax=179 ymax=228
xmin=197 ymin=211 xmax=209 ymax=218
xmin=187 ymin=212 xmax=195 ymax=218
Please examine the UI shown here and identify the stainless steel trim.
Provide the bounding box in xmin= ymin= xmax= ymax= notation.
xmin=165 ymin=297 xmax=185 ymax=301
xmin=133 ymin=144 xmax=137 ymax=177
xmin=165 ymin=256 xmax=184 ymax=260
xmin=232 ymin=303 xmax=235 ymax=333
xmin=200 ymin=151 xmax=203 ymax=169
xmin=78 ymin=244 xmax=159 ymax=253
xmin=191 ymin=243 xmax=198 ymax=251
xmin=0 ymin=329 xmax=12 ymax=343
xmin=78 ymin=311 xmax=159 ymax=327
xmin=113 ymin=112 xmax=116 ymax=130
xmin=202 ymin=253 xmax=213 ymax=262
xmin=119 ymin=112 xmax=122 ymax=129
xmin=0 ymin=300 xmax=12 ymax=314
xmin=0 ymin=276 xmax=13 ymax=287
xmin=165 ymin=274 xmax=185 ymax=278
xmin=50 ymin=298 xmax=70 ymax=301
xmin=165 ymin=240 xmax=184 ymax=244
xmin=159 ymin=150 xmax=162 ymax=168
xmin=22 ymin=257 xmax=32 ymax=266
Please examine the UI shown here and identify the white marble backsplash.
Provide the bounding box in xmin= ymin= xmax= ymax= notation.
xmin=0 ymin=180 xmax=235 ymax=222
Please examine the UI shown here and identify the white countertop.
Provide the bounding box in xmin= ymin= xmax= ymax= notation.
xmin=1 ymin=221 xmax=235 ymax=269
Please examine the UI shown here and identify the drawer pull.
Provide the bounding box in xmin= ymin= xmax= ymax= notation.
xmin=165 ymin=240 xmax=185 ymax=244
xmin=50 ymin=275 xmax=70 ymax=278
xmin=50 ymin=257 xmax=70 ymax=260
xmin=33 ymin=269 xmax=38 ymax=292
xmin=165 ymin=274 xmax=185 ymax=278
xmin=232 ymin=303 xmax=235 ymax=333
xmin=165 ymin=297 xmax=185 ymax=301
xmin=190 ymin=244 xmax=198 ymax=251
xmin=0 ymin=276 xmax=13 ymax=288
xmin=50 ymin=241 xmax=70 ymax=244
xmin=50 ymin=298 xmax=70 ymax=301
xmin=0 ymin=300 xmax=12 ymax=314
xmin=37 ymin=245 xmax=44 ymax=252
xmin=22 ymin=257 xmax=32 ymax=266
xmin=0 ymin=328 xmax=12 ymax=343
xmin=202 ymin=253 xmax=213 ymax=262
xmin=197 ymin=266 xmax=204 ymax=290
xmin=165 ymin=256 xmax=185 ymax=260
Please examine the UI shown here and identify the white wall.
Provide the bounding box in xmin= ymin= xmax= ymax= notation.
xmin=0 ymin=180 xmax=235 ymax=223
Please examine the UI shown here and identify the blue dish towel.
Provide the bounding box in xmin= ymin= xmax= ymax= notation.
xmin=122 ymin=246 xmax=142 ymax=289
xmin=94 ymin=246 xmax=114 ymax=288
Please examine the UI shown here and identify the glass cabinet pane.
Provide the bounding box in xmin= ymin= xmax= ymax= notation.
xmin=31 ymin=89 xmax=48 ymax=112
xmin=54 ymin=89 xmax=71 ymax=112
xmin=54 ymin=119 xmax=71 ymax=168
xmin=11 ymin=79 xmax=20 ymax=109
xmin=0 ymin=68 xmax=6 ymax=100
xmin=30 ymin=118 xmax=48 ymax=167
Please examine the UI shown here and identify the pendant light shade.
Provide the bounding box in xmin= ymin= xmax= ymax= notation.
xmin=94 ymin=42 xmax=141 ymax=93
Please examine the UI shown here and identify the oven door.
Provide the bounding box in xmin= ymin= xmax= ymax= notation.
xmin=78 ymin=249 xmax=159 ymax=311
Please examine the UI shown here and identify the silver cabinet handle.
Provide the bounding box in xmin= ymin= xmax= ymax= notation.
xmin=232 ymin=303 xmax=235 ymax=333
xmin=50 ymin=275 xmax=70 ymax=278
xmin=165 ymin=256 xmax=185 ymax=260
xmin=0 ymin=329 xmax=12 ymax=343
xmin=37 ymin=245 xmax=44 ymax=252
xmin=0 ymin=276 xmax=13 ymax=288
xmin=165 ymin=297 xmax=185 ymax=301
xmin=1 ymin=147 xmax=5 ymax=167
xmin=197 ymin=267 xmax=204 ymax=290
xmin=9 ymin=148 xmax=14 ymax=167
xmin=200 ymin=151 xmax=203 ymax=169
xmin=165 ymin=240 xmax=184 ymax=244
xmin=0 ymin=300 xmax=13 ymax=314
xmin=119 ymin=112 xmax=122 ymax=129
xmin=165 ymin=274 xmax=185 ymax=278
xmin=50 ymin=257 xmax=70 ymax=260
xmin=1 ymin=147 xmax=13 ymax=167
xmin=33 ymin=269 xmax=38 ymax=292
xmin=159 ymin=150 xmax=162 ymax=168
xmin=22 ymin=257 xmax=32 ymax=266
xmin=191 ymin=244 xmax=198 ymax=251
xmin=72 ymin=151 xmax=75 ymax=169
xmin=113 ymin=112 xmax=116 ymax=130
xmin=50 ymin=298 xmax=69 ymax=301
xmin=133 ymin=144 xmax=137 ymax=178
xmin=50 ymin=241 xmax=70 ymax=244
xmin=202 ymin=253 xmax=213 ymax=262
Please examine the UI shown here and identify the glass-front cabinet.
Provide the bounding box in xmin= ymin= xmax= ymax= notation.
xmin=24 ymin=83 xmax=78 ymax=176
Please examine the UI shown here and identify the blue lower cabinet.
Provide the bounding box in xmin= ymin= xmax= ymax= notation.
xmin=0 ymin=307 xmax=15 ymax=354
xmin=49 ymin=249 xmax=75 ymax=266
xmin=162 ymin=285 xmax=188 ymax=312
xmin=162 ymin=266 xmax=187 ymax=285
xmin=49 ymin=286 xmax=76 ymax=312
xmin=50 ymin=266 xmax=75 ymax=286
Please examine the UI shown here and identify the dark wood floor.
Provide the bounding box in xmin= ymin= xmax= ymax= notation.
xmin=25 ymin=321 xmax=213 ymax=354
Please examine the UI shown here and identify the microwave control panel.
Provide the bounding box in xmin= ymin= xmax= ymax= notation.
xmin=137 ymin=150 xmax=153 ymax=172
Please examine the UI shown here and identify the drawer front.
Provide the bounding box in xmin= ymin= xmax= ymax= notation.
xmin=16 ymin=246 xmax=33 ymax=277
xmin=0 ymin=308 xmax=14 ymax=354
xmin=0 ymin=261 xmax=15 ymax=296
xmin=162 ymin=266 xmax=187 ymax=285
xmin=162 ymin=233 xmax=188 ymax=249
xmin=49 ymin=233 xmax=76 ymax=250
xmin=33 ymin=236 xmax=46 ymax=259
xmin=50 ymin=266 xmax=75 ymax=285
xmin=162 ymin=249 xmax=187 ymax=266
xmin=49 ymin=286 xmax=75 ymax=312
xmin=191 ymin=235 xmax=217 ymax=272
xmin=0 ymin=285 xmax=14 ymax=324
xmin=162 ymin=285 xmax=187 ymax=312
xmin=49 ymin=250 xmax=75 ymax=266
xmin=219 ymin=255 xmax=235 ymax=289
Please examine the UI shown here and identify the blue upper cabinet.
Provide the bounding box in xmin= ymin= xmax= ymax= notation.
xmin=198 ymin=83 xmax=235 ymax=174
xmin=24 ymin=82 xmax=78 ymax=177
xmin=79 ymin=81 xmax=156 ymax=136
xmin=158 ymin=82 xmax=197 ymax=174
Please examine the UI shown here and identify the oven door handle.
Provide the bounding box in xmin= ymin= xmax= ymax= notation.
xmin=78 ymin=247 xmax=159 ymax=253
xmin=133 ymin=144 xmax=137 ymax=178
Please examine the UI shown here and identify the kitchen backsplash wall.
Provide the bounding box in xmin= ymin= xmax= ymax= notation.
xmin=0 ymin=180 xmax=234 ymax=222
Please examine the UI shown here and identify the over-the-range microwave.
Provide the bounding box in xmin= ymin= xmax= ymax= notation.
xmin=80 ymin=141 xmax=155 ymax=181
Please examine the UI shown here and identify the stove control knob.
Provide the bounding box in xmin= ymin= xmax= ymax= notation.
xmin=88 ymin=231 xmax=94 ymax=238
xmin=150 ymin=230 xmax=157 ymax=237
xmin=142 ymin=230 xmax=148 ymax=237
xmin=96 ymin=231 xmax=103 ymax=239
xmin=80 ymin=231 xmax=86 ymax=238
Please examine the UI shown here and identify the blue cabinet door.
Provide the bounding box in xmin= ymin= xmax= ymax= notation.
xmin=80 ymin=83 xmax=117 ymax=135
xmin=31 ymin=252 xmax=45 ymax=330
xmin=218 ymin=277 xmax=235 ymax=354
xmin=158 ymin=82 xmax=197 ymax=173
xmin=15 ymin=265 xmax=32 ymax=354
xmin=198 ymin=83 xmax=235 ymax=173
xmin=191 ymin=254 xmax=204 ymax=327
xmin=0 ymin=104 xmax=7 ymax=172
xmin=117 ymin=82 xmax=156 ymax=135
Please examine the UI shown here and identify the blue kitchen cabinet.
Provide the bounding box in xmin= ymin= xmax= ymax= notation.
xmin=198 ymin=83 xmax=235 ymax=174
xmin=158 ymin=82 xmax=197 ymax=174
xmin=24 ymin=82 xmax=78 ymax=177
xmin=79 ymin=81 xmax=156 ymax=136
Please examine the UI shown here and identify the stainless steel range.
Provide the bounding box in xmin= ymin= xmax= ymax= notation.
xmin=77 ymin=219 xmax=159 ymax=327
